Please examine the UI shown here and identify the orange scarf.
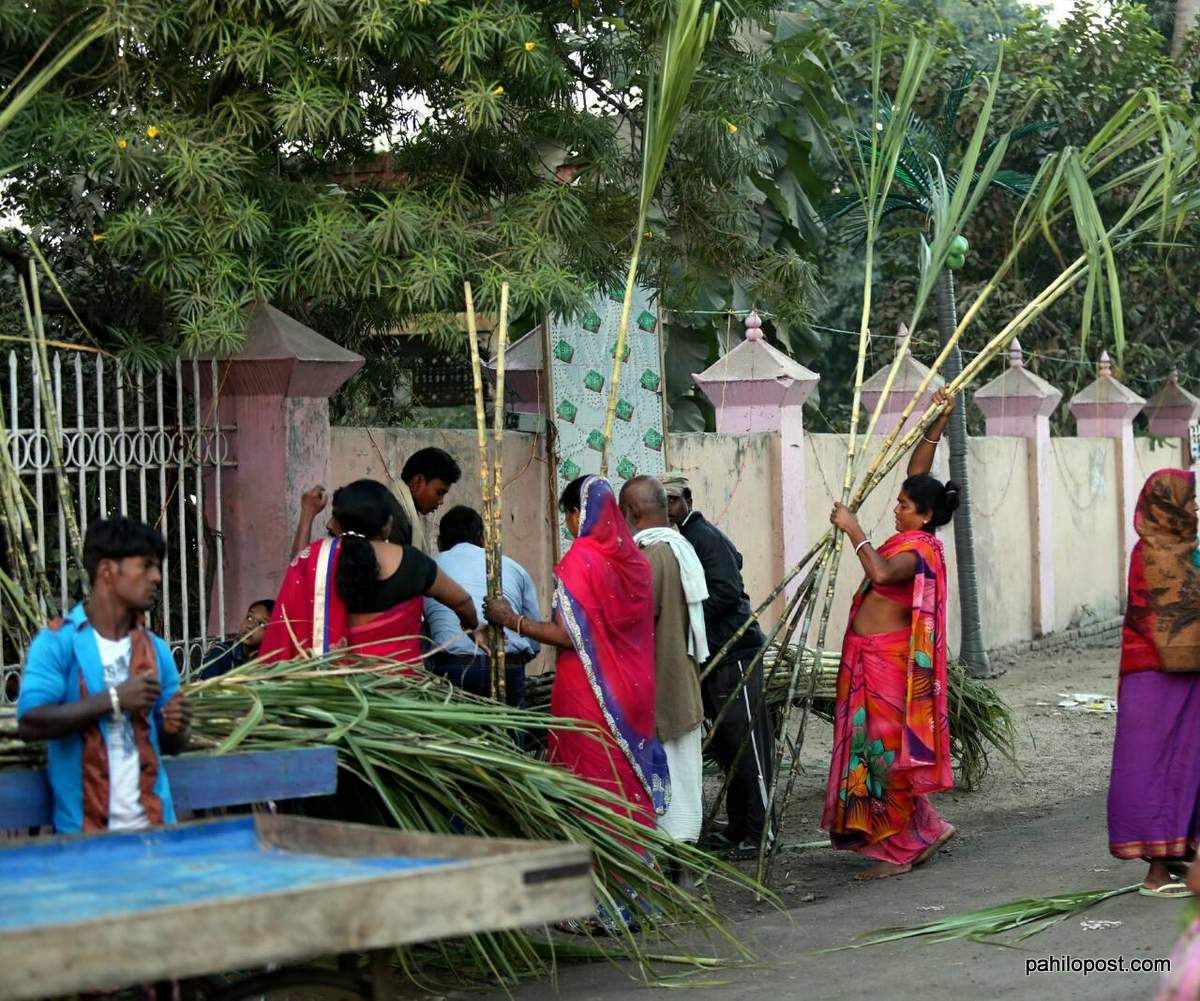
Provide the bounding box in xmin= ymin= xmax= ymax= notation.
xmin=1122 ymin=468 xmax=1200 ymax=673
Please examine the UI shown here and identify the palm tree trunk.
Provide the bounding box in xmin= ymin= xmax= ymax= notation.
xmin=934 ymin=268 xmax=994 ymax=678
xmin=1171 ymin=0 xmax=1200 ymax=59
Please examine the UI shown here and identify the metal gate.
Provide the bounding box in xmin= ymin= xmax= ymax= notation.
xmin=1 ymin=350 xmax=235 ymax=700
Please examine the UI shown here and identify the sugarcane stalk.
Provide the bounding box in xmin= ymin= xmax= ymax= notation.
xmin=0 ymin=400 xmax=54 ymax=617
xmin=0 ymin=466 xmax=38 ymax=621
xmin=700 ymin=565 xmax=816 ymax=752
xmin=698 ymin=533 xmax=826 ymax=684
xmin=747 ymin=42 xmax=917 ymax=883
xmin=489 ymin=283 xmax=509 ymax=702
xmin=697 ymin=566 xmax=820 ymax=864
xmin=755 ymin=542 xmax=837 ymax=881
xmin=598 ymin=0 xmax=720 ymax=476
xmin=463 ymin=283 xmax=496 ymax=690
xmin=22 ymin=263 xmax=86 ymax=598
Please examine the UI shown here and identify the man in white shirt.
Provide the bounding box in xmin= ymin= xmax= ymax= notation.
xmin=424 ymin=505 xmax=541 ymax=706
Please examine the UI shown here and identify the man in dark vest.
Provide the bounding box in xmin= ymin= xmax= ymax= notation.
xmin=661 ymin=473 xmax=773 ymax=856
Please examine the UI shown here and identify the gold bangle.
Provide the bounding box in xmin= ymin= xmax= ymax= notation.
xmin=922 ymin=435 xmax=941 ymax=445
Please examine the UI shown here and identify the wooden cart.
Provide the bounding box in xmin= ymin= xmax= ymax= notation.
xmin=0 ymin=789 xmax=593 ymax=999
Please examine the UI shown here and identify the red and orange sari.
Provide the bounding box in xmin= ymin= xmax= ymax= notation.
xmin=260 ymin=537 xmax=423 ymax=672
xmin=822 ymin=530 xmax=954 ymax=864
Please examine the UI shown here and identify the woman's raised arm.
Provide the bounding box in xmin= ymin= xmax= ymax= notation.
xmin=908 ymin=389 xmax=955 ymax=478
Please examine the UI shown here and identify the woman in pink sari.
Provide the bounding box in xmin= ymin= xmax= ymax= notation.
xmin=484 ymin=475 xmax=669 ymax=829
xmin=823 ymin=391 xmax=958 ymax=880
xmin=261 ymin=479 xmax=477 ymax=670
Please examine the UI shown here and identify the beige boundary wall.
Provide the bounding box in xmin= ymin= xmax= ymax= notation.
xmin=330 ymin=426 xmax=1188 ymax=662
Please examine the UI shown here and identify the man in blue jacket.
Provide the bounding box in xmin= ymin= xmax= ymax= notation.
xmin=18 ymin=517 xmax=192 ymax=833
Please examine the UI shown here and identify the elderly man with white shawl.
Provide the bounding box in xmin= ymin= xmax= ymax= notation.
xmin=618 ymin=475 xmax=708 ymax=859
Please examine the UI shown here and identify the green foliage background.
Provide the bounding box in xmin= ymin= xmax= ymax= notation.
xmin=0 ymin=0 xmax=832 ymax=428
xmin=1 ymin=0 xmax=1197 ymax=430
xmin=803 ymin=0 xmax=1200 ymax=431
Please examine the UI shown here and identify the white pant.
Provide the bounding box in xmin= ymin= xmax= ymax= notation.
xmin=659 ymin=725 xmax=704 ymax=843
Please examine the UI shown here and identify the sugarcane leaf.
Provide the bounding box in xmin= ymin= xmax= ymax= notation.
xmin=215 ymin=685 xmax=265 ymax=753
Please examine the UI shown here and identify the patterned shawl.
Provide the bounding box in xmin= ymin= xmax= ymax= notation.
xmin=1122 ymin=468 xmax=1200 ymax=673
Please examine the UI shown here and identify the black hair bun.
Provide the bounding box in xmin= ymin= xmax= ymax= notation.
xmin=943 ymin=481 xmax=962 ymax=513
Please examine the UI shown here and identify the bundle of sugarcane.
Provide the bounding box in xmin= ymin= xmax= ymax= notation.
xmin=0 ymin=257 xmax=95 ymax=652
xmin=465 ymin=282 xmax=509 ymax=701
xmin=183 ymin=660 xmax=766 ymax=984
xmin=692 ymin=35 xmax=1200 ymax=885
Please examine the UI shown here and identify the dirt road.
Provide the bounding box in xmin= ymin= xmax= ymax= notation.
xmin=476 ymin=642 xmax=1194 ymax=1000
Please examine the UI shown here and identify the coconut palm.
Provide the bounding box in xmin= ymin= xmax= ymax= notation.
xmin=826 ymin=67 xmax=1056 ymax=678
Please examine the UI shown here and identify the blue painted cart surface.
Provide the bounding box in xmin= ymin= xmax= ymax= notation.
xmin=2 ymin=817 xmax=451 ymax=933
xmin=0 ymin=752 xmax=593 ymax=1001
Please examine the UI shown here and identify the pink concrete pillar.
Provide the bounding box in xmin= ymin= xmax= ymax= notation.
xmin=1068 ymin=351 xmax=1145 ymax=602
xmin=974 ymin=339 xmax=1062 ymax=636
xmin=693 ymin=311 xmax=819 ymax=598
xmin=859 ymin=327 xmax=945 ymax=440
xmin=1143 ymin=368 xmax=1200 ymax=468
xmin=200 ymin=302 xmax=363 ymax=631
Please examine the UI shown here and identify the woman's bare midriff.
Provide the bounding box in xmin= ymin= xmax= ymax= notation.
xmin=851 ymin=589 xmax=912 ymax=637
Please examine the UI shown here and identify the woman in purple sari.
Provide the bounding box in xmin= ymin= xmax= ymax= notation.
xmin=1107 ymin=468 xmax=1200 ymax=898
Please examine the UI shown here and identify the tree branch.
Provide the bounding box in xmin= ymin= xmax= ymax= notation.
xmin=565 ymin=62 xmax=633 ymax=118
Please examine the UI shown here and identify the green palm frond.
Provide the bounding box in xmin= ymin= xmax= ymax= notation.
xmin=989 ymin=168 xmax=1037 ymax=196
xmin=936 ymin=65 xmax=976 ymax=157
xmin=979 ymin=119 xmax=1060 ymax=163
xmin=829 ymin=884 xmax=1139 ymax=950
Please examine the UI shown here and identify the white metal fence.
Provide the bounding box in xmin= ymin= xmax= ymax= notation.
xmin=1 ymin=350 xmax=234 ymax=701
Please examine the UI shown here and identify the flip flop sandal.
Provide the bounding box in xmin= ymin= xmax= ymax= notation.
xmin=1138 ymin=880 xmax=1191 ymax=898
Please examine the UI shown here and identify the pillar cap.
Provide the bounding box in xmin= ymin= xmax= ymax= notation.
xmin=1068 ymin=350 xmax=1145 ymax=421
xmin=975 ymin=338 xmax=1063 ymax=420
xmin=692 ymin=324 xmax=819 ymax=409
xmin=196 ymin=301 xmax=363 ymax=398
xmin=861 ymin=327 xmax=945 ymax=396
xmin=1144 ymin=367 xmax=1200 ymax=414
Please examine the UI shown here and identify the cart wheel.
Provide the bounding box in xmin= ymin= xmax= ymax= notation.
xmin=203 ymin=966 xmax=369 ymax=1001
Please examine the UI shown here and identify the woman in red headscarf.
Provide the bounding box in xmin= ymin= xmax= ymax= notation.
xmin=484 ymin=475 xmax=669 ymax=829
xmin=1108 ymin=467 xmax=1200 ymax=899
xmin=261 ymin=479 xmax=477 ymax=670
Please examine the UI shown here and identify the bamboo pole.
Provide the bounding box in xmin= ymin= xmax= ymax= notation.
xmin=489 ymin=283 xmax=510 ymax=702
